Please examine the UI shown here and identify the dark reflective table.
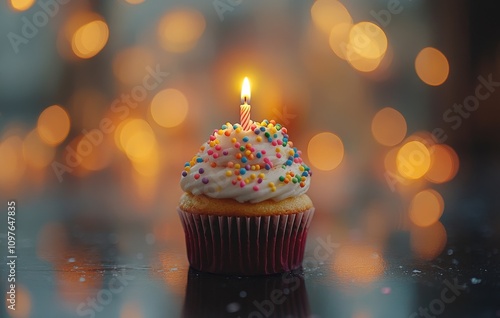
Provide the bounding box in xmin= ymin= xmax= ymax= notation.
xmin=1 ymin=174 xmax=499 ymax=318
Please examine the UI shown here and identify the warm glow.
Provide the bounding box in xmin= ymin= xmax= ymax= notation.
xmin=10 ymin=0 xmax=35 ymax=11
xmin=311 ymin=0 xmax=352 ymax=35
xmin=0 ymin=136 xmax=25 ymax=187
xmin=23 ymin=130 xmax=55 ymax=170
xmin=349 ymin=22 xmax=388 ymax=59
xmin=119 ymin=119 xmax=157 ymax=162
xmin=121 ymin=302 xmax=144 ymax=318
xmin=7 ymin=285 xmax=31 ymax=318
xmin=409 ymin=189 xmax=444 ymax=227
xmin=132 ymin=147 xmax=160 ymax=177
xmin=37 ymin=105 xmax=71 ymax=146
xmin=124 ymin=0 xmax=145 ymax=4
xmin=371 ymin=107 xmax=407 ymax=146
xmin=426 ymin=144 xmax=459 ymax=184
xmin=332 ymin=245 xmax=385 ymax=283
xmin=113 ymin=47 xmax=155 ymax=85
xmin=383 ymin=147 xmax=399 ymax=175
xmin=397 ymin=141 xmax=431 ymax=179
xmin=78 ymin=137 xmax=113 ymax=172
xmin=329 ymin=23 xmax=353 ymax=60
xmin=158 ymin=254 xmax=188 ymax=296
xmin=150 ymin=89 xmax=189 ymax=128
xmin=415 ymin=47 xmax=449 ymax=86
xmin=241 ymin=77 xmax=251 ymax=103
xmin=308 ymin=132 xmax=344 ymax=171
xmin=411 ymin=222 xmax=447 ymax=260
xmin=347 ymin=52 xmax=384 ymax=73
xmin=158 ymin=9 xmax=206 ymax=53
xmin=71 ymin=20 xmax=109 ymax=59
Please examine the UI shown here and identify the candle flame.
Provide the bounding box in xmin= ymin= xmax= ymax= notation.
xmin=241 ymin=77 xmax=251 ymax=104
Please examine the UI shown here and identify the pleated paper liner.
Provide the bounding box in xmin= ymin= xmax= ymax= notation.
xmin=182 ymin=268 xmax=310 ymax=318
xmin=177 ymin=208 xmax=314 ymax=275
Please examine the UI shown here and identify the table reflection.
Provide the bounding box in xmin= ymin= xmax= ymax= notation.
xmin=182 ymin=269 xmax=309 ymax=318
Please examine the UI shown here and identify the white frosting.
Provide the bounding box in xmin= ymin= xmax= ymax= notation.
xmin=180 ymin=121 xmax=312 ymax=203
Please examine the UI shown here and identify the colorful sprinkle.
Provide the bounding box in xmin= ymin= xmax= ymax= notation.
xmin=180 ymin=121 xmax=312 ymax=193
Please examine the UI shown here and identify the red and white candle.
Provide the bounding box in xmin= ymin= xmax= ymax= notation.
xmin=240 ymin=77 xmax=251 ymax=130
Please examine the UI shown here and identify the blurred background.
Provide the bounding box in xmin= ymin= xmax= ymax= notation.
xmin=1 ymin=0 xmax=500 ymax=317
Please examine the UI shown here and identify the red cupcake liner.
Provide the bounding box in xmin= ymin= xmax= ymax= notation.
xmin=177 ymin=207 xmax=314 ymax=275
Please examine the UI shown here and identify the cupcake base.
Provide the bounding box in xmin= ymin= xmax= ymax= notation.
xmin=177 ymin=208 xmax=315 ymax=275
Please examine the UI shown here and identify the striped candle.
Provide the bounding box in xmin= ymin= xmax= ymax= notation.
xmin=240 ymin=103 xmax=251 ymax=130
xmin=240 ymin=77 xmax=251 ymax=130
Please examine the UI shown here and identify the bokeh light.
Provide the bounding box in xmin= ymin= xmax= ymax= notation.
xmin=332 ymin=245 xmax=385 ymax=283
xmin=311 ymin=0 xmax=352 ymax=35
xmin=158 ymin=9 xmax=206 ymax=53
xmin=150 ymin=89 xmax=189 ymax=128
xmin=9 ymin=0 xmax=35 ymax=11
xmin=308 ymin=132 xmax=344 ymax=171
xmin=415 ymin=47 xmax=449 ymax=86
xmin=23 ymin=130 xmax=56 ymax=170
xmin=347 ymin=51 xmax=384 ymax=73
xmin=411 ymin=222 xmax=447 ymax=260
xmin=397 ymin=141 xmax=431 ymax=179
xmin=132 ymin=147 xmax=160 ymax=177
xmin=71 ymin=20 xmax=109 ymax=59
xmin=124 ymin=0 xmax=145 ymax=4
xmin=349 ymin=22 xmax=388 ymax=59
xmin=426 ymin=144 xmax=460 ymax=184
xmin=0 ymin=136 xmax=25 ymax=187
xmin=118 ymin=119 xmax=157 ymax=162
xmin=409 ymin=189 xmax=445 ymax=227
xmin=121 ymin=302 xmax=144 ymax=318
xmin=371 ymin=107 xmax=407 ymax=146
xmin=329 ymin=23 xmax=353 ymax=60
xmin=37 ymin=105 xmax=71 ymax=146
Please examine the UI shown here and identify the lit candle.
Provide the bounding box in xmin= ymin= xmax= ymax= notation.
xmin=240 ymin=77 xmax=251 ymax=130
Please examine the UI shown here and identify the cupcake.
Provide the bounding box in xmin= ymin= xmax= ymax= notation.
xmin=178 ymin=120 xmax=314 ymax=275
